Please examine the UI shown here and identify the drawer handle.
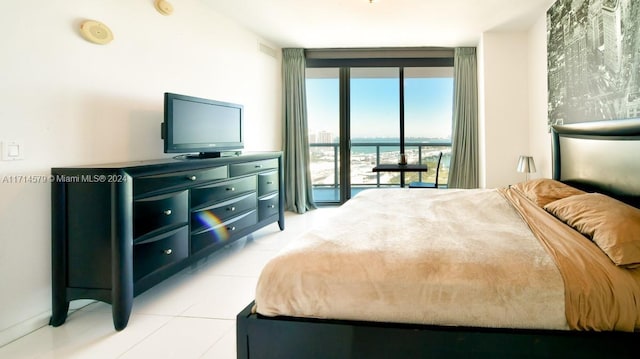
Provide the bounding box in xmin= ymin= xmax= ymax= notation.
xmin=254 ymin=165 xmax=263 ymax=168
xmin=163 ymin=249 xmax=173 ymax=255
xmin=267 ymin=204 xmax=275 ymax=209
xmin=227 ymin=206 xmax=236 ymax=212
xmin=163 ymin=209 xmax=172 ymax=216
xmin=188 ymin=175 xmax=197 ymax=181
xmin=266 ymin=181 xmax=274 ymax=185
xmin=227 ymin=226 xmax=236 ymax=231
xmin=227 ymin=187 xmax=236 ymax=192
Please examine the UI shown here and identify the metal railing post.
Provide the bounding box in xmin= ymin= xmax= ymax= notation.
xmin=333 ymin=144 xmax=339 ymax=189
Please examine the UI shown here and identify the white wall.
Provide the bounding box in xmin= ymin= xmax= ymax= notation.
xmin=477 ymin=8 xmax=554 ymax=188
xmin=528 ymin=12 xmax=553 ymax=179
xmin=478 ymin=32 xmax=531 ymax=188
xmin=0 ymin=0 xmax=281 ymax=345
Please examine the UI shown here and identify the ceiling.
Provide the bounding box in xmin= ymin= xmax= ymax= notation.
xmin=203 ymin=0 xmax=556 ymax=48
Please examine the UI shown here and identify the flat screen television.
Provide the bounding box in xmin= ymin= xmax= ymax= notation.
xmin=162 ymin=92 xmax=244 ymax=158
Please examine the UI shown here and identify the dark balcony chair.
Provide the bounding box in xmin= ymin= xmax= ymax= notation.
xmin=408 ymin=151 xmax=443 ymax=189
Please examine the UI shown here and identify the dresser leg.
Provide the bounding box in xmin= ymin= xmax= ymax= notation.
xmin=49 ymin=300 xmax=69 ymax=327
xmin=112 ymin=299 xmax=132 ymax=331
xmin=112 ymin=179 xmax=133 ymax=331
xmin=50 ymin=179 xmax=69 ymax=327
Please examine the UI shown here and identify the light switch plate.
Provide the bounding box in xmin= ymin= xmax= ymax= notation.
xmin=2 ymin=140 xmax=25 ymax=161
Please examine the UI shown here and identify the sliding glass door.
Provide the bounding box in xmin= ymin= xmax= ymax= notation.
xmin=350 ymin=67 xmax=400 ymax=190
xmin=403 ymin=67 xmax=454 ymax=185
xmin=306 ymin=68 xmax=341 ymax=202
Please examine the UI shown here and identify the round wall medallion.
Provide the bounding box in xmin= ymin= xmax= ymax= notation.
xmin=154 ymin=0 xmax=174 ymax=16
xmin=79 ymin=20 xmax=114 ymax=45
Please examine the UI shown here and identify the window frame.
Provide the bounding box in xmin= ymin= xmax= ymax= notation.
xmin=305 ymin=48 xmax=454 ymax=204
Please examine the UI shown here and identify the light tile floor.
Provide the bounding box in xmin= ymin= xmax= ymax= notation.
xmin=0 ymin=209 xmax=335 ymax=359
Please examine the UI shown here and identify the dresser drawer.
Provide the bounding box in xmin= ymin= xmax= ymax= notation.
xmin=191 ymin=210 xmax=258 ymax=253
xmin=229 ymin=159 xmax=278 ymax=177
xmin=258 ymin=193 xmax=279 ymax=221
xmin=133 ymin=226 xmax=188 ymax=281
xmin=191 ymin=176 xmax=256 ymax=209
xmin=134 ymin=190 xmax=188 ymax=238
xmin=191 ymin=192 xmax=257 ymax=233
xmin=258 ymin=170 xmax=279 ymax=196
xmin=134 ymin=166 xmax=227 ymax=196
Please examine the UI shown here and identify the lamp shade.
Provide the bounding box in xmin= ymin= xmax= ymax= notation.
xmin=517 ymin=155 xmax=536 ymax=173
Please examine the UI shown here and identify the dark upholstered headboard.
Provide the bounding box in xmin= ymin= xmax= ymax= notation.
xmin=551 ymin=118 xmax=640 ymax=208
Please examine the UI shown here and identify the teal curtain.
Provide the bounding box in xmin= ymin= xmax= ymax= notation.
xmin=282 ymin=48 xmax=316 ymax=213
xmin=448 ymin=47 xmax=479 ymax=189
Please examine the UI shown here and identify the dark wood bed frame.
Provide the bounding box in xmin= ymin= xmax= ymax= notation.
xmin=237 ymin=118 xmax=640 ymax=359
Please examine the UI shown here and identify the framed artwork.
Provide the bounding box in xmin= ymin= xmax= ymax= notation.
xmin=547 ymin=0 xmax=640 ymax=127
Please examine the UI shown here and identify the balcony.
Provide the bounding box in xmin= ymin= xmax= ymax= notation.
xmin=310 ymin=142 xmax=451 ymax=203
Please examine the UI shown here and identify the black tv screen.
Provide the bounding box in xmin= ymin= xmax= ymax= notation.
xmin=162 ymin=92 xmax=243 ymax=157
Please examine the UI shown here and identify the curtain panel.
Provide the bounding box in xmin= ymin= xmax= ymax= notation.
xmin=448 ymin=47 xmax=479 ymax=189
xmin=282 ymin=48 xmax=316 ymax=213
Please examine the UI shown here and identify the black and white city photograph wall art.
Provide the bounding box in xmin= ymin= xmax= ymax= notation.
xmin=547 ymin=0 xmax=640 ymax=127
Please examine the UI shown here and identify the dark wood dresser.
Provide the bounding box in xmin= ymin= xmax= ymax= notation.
xmin=49 ymin=152 xmax=283 ymax=330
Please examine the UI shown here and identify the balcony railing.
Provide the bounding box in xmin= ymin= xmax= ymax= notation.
xmin=310 ymin=142 xmax=451 ymax=202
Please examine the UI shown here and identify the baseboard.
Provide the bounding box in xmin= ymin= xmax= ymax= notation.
xmin=0 ymin=300 xmax=96 ymax=347
xmin=0 ymin=312 xmax=49 ymax=347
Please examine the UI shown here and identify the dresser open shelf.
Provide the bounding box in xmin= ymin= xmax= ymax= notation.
xmin=50 ymin=152 xmax=284 ymax=330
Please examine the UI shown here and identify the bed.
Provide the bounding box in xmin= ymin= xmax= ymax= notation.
xmin=237 ymin=118 xmax=640 ymax=358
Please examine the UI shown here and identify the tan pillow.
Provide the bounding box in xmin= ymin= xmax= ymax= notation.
xmin=544 ymin=193 xmax=640 ymax=267
xmin=511 ymin=178 xmax=585 ymax=207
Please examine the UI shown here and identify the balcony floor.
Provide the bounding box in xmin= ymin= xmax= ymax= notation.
xmin=313 ymin=186 xmax=385 ymax=203
xmin=313 ymin=184 xmax=447 ymax=204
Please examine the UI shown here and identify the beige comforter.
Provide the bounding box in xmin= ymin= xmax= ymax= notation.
xmin=255 ymin=189 xmax=568 ymax=330
xmin=501 ymin=187 xmax=640 ymax=331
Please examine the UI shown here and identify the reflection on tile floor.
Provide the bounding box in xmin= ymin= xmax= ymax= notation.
xmin=0 ymin=209 xmax=334 ymax=359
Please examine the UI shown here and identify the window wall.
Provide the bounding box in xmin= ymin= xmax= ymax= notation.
xmin=306 ymin=50 xmax=454 ymax=204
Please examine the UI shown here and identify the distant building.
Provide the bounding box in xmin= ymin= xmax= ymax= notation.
xmin=310 ymin=130 xmax=334 ymax=144
xmin=602 ymin=0 xmax=623 ymax=73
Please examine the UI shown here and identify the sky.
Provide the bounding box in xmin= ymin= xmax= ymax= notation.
xmin=306 ymin=69 xmax=454 ymax=140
